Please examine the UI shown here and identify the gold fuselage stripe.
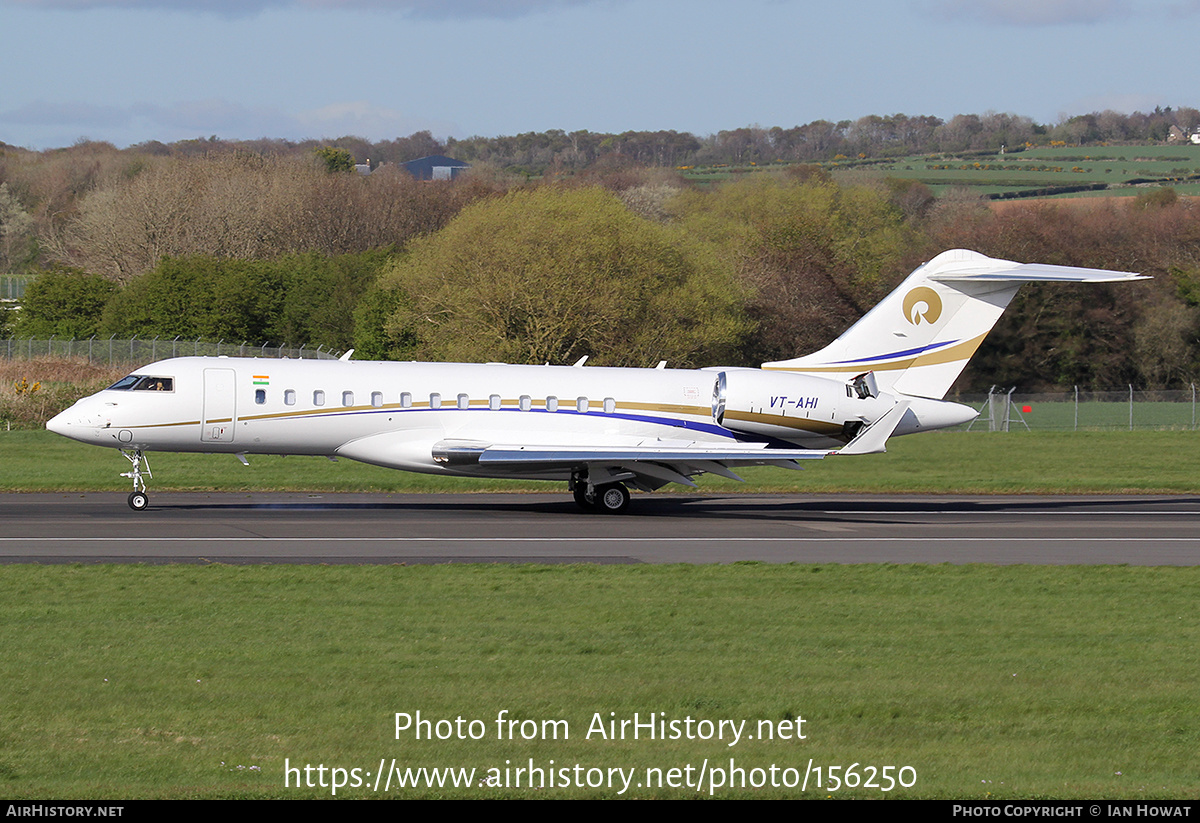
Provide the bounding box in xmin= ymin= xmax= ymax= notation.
xmin=763 ymin=332 xmax=989 ymax=374
xmin=118 ymin=398 xmax=842 ymax=439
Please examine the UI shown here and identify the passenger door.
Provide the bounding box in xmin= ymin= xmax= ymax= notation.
xmin=202 ymin=368 xmax=237 ymax=443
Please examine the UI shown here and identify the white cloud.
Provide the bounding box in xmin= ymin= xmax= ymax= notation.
xmin=920 ymin=0 xmax=1132 ymax=26
xmin=1 ymin=0 xmax=603 ymax=18
xmin=3 ymin=100 xmax=133 ymax=127
xmin=1167 ymin=0 xmax=1200 ymax=17
xmin=0 ymin=97 xmax=458 ymax=147
xmin=1055 ymin=93 xmax=1171 ymax=119
xmin=137 ymin=99 xmax=293 ymax=135
xmin=296 ymin=100 xmax=458 ymax=139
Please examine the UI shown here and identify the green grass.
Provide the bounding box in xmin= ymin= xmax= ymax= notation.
xmin=7 ymin=428 xmax=1200 ymax=495
xmin=2 ymin=564 xmax=1197 ymax=799
xmin=6 ymin=430 xmax=1200 ymax=799
xmin=981 ymin=399 xmax=1199 ymax=431
xmin=1051 ymin=182 xmax=1200 ymax=198
xmin=679 ymin=145 xmax=1200 ymax=199
xmin=1018 ymin=146 xmax=1200 ymax=162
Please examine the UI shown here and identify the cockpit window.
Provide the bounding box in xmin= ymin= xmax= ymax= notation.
xmin=107 ymin=375 xmax=174 ymax=392
xmin=133 ymin=376 xmax=173 ymax=392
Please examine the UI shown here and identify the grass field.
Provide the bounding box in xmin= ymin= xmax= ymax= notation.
xmin=4 ymin=428 xmax=1199 ymax=799
xmin=5 ymin=428 xmax=1199 ymax=495
xmin=680 ymin=144 xmax=1200 ymax=199
xmin=965 ymin=396 xmax=1200 ymax=432
xmin=861 ymin=145 xmax=1200 ymax=198
xmin=2 ymin=564 xmax=1198 ymax=799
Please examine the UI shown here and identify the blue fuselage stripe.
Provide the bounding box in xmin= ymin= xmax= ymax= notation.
xmin=265 ymin=406 xmax=740 ymax=439
xmin=827 ymin=338 xmax=959 ymax=365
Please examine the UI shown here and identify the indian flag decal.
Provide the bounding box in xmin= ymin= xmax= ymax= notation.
xmin=253 ymin=375 xmax=270 ymax=386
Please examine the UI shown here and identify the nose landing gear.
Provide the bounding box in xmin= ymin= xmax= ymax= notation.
xmin=120 ymin=449 xmax=152 ymax=511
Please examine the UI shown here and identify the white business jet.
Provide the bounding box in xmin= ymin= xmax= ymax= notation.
xmin=47 ymin=250 xmax=1145 ymax=513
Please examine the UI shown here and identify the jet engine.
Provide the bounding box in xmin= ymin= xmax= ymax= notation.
xmin=711 ymin=369 xmax=894 ymax=447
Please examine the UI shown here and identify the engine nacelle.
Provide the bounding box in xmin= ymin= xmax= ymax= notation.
xmin=712 ymin=369 xmax=893 ymax=447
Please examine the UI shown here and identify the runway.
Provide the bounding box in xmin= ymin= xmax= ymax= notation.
xmin=3 ymin=491 xmax=1200 ymax=565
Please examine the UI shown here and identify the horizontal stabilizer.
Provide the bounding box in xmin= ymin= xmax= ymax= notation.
xmin=930 ymin=260 xmax=1147 ymax=284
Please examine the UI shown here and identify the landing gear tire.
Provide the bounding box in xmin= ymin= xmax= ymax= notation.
xmin=573 ymin=484 xmax=595 ymax=510
xmin=120 ymin=449 xmax=152 ymax=512
xmin=594 ymin=483 xmax=630 ymax=514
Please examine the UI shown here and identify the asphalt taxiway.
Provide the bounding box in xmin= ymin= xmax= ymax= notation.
xmin=2 ymin=492 xmax=1199 ymax=565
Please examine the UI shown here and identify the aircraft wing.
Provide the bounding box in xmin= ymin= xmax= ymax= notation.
xmin=432 ymin=440 xmax=828 ymax=489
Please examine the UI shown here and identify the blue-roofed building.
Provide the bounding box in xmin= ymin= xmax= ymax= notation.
xmin=402 ymin=155 xmax=471 ymax=181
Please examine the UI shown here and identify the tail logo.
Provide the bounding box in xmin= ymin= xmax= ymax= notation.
xmin=902 ymin=287 xmax=942 ymax=325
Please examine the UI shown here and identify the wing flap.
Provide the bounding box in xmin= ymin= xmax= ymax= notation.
xmin=431 ymin=440 xmax=827 ymax=488
xmin=472 ymin=445 xmax=827 ymax=467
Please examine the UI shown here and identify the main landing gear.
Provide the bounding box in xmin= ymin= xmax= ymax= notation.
xmin=121 ymin=449 xmax=152 ymax=511
xmin=571 ymin=477 xmax=631 ymax=514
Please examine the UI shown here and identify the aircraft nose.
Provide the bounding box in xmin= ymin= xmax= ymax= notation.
xmin=46 ymin=409 xmax=71 ymax=436
xmin=46 ymin=404 xmax=95 ymax=442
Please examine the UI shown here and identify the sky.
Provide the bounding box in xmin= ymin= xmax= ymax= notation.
xmin=1 ymin=0 xmax=1197 ymax=150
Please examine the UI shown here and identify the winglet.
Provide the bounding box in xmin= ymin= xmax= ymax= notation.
xmin=836 ymin=399 xmax=911 ymax=456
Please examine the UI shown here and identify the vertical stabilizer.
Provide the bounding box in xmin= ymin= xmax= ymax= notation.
xmin=762 ymin=249 xmax=1145 ymax=400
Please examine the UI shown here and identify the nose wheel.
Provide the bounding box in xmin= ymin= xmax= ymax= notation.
xmin=120 ymin=449 xmax=153 ymax=512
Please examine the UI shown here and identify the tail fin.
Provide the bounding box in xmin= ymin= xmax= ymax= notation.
xmin=762 ymin=249 xmax=1146 ymax=399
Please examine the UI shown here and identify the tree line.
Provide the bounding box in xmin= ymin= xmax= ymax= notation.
xmin=2 ymin=105 xmax=1197 ymax=278
xmin=8 ymin=159 xmax=1200 ymax=393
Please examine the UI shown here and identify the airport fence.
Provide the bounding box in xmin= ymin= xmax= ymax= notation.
xmin=956 ymin=386 xmax=1200 ymax=431
xmin=0 ymin=275 xmax=31 ymax=301
xmin=3 ymin=338 xmax=1197 ymax=432
xmin=1 ymin=336 xmax=341 ymax=365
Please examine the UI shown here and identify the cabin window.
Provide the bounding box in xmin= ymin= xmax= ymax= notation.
xmin=400 ymin=392 xmax=412 ymax=408
xmin=342 ymin=391 xmax=354 ymax=407
xmin=255 ymin=389 xmax=266 ymax=405
xmin=603 ymin=397 xmax=616 ymax=414
xmin=430 ymin=393 xmax=441 ymax=409
xmin=371 ymin=391 xmax=383 ymax=408
xmin=284 ymin=389 xmax=296 ymax=406
xmin=313 ymin=390 xmax=325 ymax=406
xmin=489 ymin=394 xmax=501 ymax=411
xmin=519 ymin=395 xmax=531 ymax=411
xmin=457 ymin=393 xmax=469 ymax=410
xmin=576 ymin=396 xmax=589 ymax=413
xmin=546 ymin=396 xmax=558 ymax=412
